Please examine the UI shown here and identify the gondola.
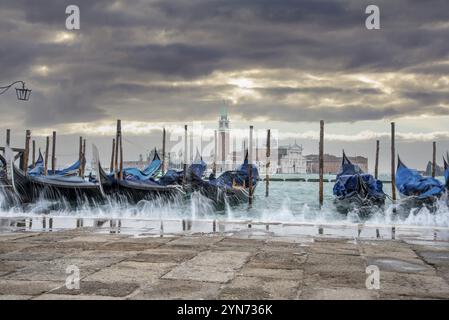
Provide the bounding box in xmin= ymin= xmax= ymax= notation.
xmin=333 ymin=151 xmax=386 ymax=215
xmin=186 ymin=151 xmax=259 ymax=207
xmin=8 ymin=146 xmax=105 ymax=204
xmin=96 ymin=149 xmax=183 ymax=203
xmin=395 ymin=156 xmax=444 ymax=212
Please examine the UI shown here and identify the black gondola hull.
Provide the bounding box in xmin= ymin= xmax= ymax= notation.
xmin=187 ymin=178 xmax=255 ymax=207
xmin=334 ymin=195 xmax=385 ymax=216
xmin=98 ymin=163 xmax=182 ymax=203
xmin=12 ymin=163 xmax=104 ymax=204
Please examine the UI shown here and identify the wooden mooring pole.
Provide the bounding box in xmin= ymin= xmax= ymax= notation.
xmin=162 ymin=127 xmax=166 ymax=174
xmin=432 ymin=141 xmax=436 ymax=178
xmin=183 ymin=125 xmax=188 ymax=187
xmin=32 ymin=140 xmax=36 ymax=167
xmin=23 ymin=130 xmax=31 ymax=173
xmin=119 ymin=122 xmax=123 ymax=180
xmin=114 ymin=120 xmax=120 ymax=179
xmin=319 ymin=120 xmax=324 ymax=209
xmin=391 ymin=122 xmax=396 ymax=201
xmin=248 ymin=125 xmax=254 ymax=207
xmin=110 ymin=138 xmax=115 ymax=173
xmin=51 ymin=131 xmax=56 ymax=174
xmin=6 ymin=129 xmax=10 ymax=147
xmin=82 ymin=139 xmax=86 ymax=177
xmin=78 ymin=136 xmax=83 ymax=177
xmin=374 ymin=140 xmax=379 ymax=180
xmin=44 ymin=136 xmax=49 ymax=175
xmin=265 ymin=129 xmax=271 ymax=197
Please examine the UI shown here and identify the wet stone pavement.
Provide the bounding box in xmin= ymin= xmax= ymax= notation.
xmin=0 ymin=228 xmax=449 ymax=300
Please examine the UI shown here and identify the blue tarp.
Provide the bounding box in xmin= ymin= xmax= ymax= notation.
xmin=53 ymin=160 xmax=81 ymax=176
xmin=396 ymin=158 xmax=444 ymax=199
xmin=158 ymin=153 xmax=206 ymax=186
xmin=157 ymin=169 xmax=184 ymax=186
xmin=122 ymin=151 xmax=161 ymax=181
xmin=28 ymin=151 xmax=80 ymax=176
xmin=209 ymin=151 xmax=259 ymax=189
xmin=187 ymin=159 xmax=207 ymax=178
xmin=28 ymin=151 xmax=44 ymax=176
xmin=333 ymin=152 xmax=385 ymax=200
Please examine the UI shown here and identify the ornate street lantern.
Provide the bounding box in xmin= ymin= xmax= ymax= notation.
xmin=15 ymin=82 xmax=32 ymax=101
xmin=0 ymin=80 xmax=31 ymax=101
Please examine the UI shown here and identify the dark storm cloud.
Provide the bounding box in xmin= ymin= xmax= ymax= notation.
xmin=256 ymin=86 xmax=383 ymax=97
xmin=0 ymin=0 xmax=449 ymax=129
xmin=235 ymin=102 xmax=449 ymax=123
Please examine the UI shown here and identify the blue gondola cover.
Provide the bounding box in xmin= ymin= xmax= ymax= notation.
xmin=396 ymin=157 xmax=444 ymax=199
xmin=333 ymin=152 xmax=385 ymax=201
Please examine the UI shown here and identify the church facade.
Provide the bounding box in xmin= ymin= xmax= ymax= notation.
xmin=277 ymin=142 xmax=307 ymax=174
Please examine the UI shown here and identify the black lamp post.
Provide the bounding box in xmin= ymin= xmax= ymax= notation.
xmin=0 ymin=80 xmax=31 ymax=101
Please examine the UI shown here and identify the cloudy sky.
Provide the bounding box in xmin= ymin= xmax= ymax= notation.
xmin=0 ymin=0 xmax=449 ymax=172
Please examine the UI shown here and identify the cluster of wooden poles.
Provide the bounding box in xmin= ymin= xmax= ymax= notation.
xmin=317 ymin=121 xmax=440 ymax=209
xmin=107 ymin=121 xmax=268 ymax=207
xmin=0 ymin=129 xmax=87 ymax=177
xmin=2 ymin=120 xmax=439 ymax=209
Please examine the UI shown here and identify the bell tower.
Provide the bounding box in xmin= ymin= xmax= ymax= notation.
xmin=218 ymin=106 xmax=230 ymax=171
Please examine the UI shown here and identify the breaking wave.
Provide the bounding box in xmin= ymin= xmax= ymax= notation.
xmin=0 ymin=181 xmax=449 ymax=228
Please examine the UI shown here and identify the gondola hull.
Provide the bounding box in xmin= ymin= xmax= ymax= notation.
xmin=114 ymin=180 xmax=183 ymax=203
xmin=395 ymin=195 xmax=440 ymax=215
xmin=97 ymin=163 xmax=183 ymax=203
xmin=187 ymin=178 xmax=254 ymax=207
xmin=334 ymin=195 xmax=385 ymax=216
xmin=12 ymin=162 xmax=104 ymax=204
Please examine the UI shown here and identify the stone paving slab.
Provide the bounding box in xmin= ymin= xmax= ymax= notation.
xmin=46 ymin=281 xmax=138 ymax=297
xmin=84 ymin=261 xmax=176 ymax=284
xmin=219 ymin=276 xmax=301 ymax=300
xmin=0 ymin=233 xmax=35 ymax=242
xmin=163 ymin=236 xmax=224 ymax=250
xmin=0 ymin=248 xmax=76 ymax=262
xmin=4 ymin=256 xmax=124 ymax=281
xmin=0 ymin=295 xmax=33 ymax=300
xmin=0 ymin=242 xmax=38 ymax=254
xmin=305 ymin=253 xmax=366 ymax=272
xmin=0 ymin=280 xmax=62 ymax=296
xmin=377 ymin=272 xmax=449 ymax=299
xmin=136 ymin=279 xmax=222 ymax=300
xmin=304 ymin=241 xmax=360 ymax=256
xmin=238 ymin=266 xmax=304 ymax=281
xmin=246 ymin=251 xmax=307 ymax=270
xmin=162 ymin=250 xmax=250 ymax=283
xmin=0 ymin=229 xmax=448 ymax=299
xmin=128 ymin=248 xmax=197 ymax=263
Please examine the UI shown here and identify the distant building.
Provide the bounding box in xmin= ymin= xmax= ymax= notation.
xmin=305 ymin=154 xmax=368 ymax=174
xmin=277 ymin=142 xmax=307 ymax=174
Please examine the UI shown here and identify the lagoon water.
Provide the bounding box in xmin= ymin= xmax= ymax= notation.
xmin=1 ymin=174 xmax=449 ymax=230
